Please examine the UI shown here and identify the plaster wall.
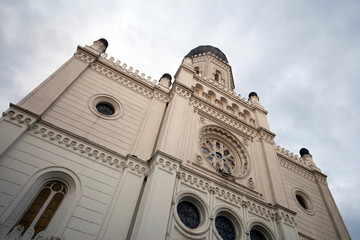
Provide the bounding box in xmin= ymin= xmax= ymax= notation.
xmin=42 ymin=69 xmax=151 ymax=157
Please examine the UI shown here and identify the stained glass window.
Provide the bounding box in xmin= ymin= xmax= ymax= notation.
xmin=201 ymin=139 xmax=236 ymax=174
xmin=96 ymin=103 xmax=115 ymax=115
xmin=177 ymin=201 xmax=200 ymax=229
xmin=215 ymin=216 xmax=235 ymax=240
xmin=250 ymin=229 xmax=267 ymax=240
xmin=18 ymin=181 xmax=67 ymax=235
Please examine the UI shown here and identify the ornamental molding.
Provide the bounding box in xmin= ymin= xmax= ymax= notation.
xmin=154 ymin=89 xmax=170 ymax=102
xmin=90 ymin=62 xmax=154 ymax=98
xmin=194 ymin=75 xmax=255 ymax=112
xmin=198 ymin=125 xmax=250 ymax=178
xmin=2 ymin=108 xmax=38 ymax=128
xmin=171 ymin=84 xmax=193 ymax=99
xmin=192 ymin=54 xmax=230 ymax=70
xmin=75 ymin=48 xmax=170 ymax=103
xmin=28 ymin=122 xmax=148 ymax=175
xmin=74 ymin=49 xmax=97 ymax=64
xmin=278 ymin=157 xmax=327 ymax=185
xmin=247 ymin=201 xmax=274 ymax=221
xmin=258 ymin=128 xmax=275 ymax=145
xmin=190 ymin=98 xmax=257 ymax=139
xmin=148 ymin=151 xmax=181 ymax=174
xmin=275 ymin=210 xmax=297 ymax=226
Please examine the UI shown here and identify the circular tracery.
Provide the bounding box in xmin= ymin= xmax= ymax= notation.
xmin=199 ymin=126 xmax=249 ymax=178
xmin=201 ymin=139 xmax=236 ymax=174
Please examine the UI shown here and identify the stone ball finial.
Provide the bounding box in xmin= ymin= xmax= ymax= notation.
xmin=159 ymin=73 xmax=172 ymax=88
xmin=99 ymin=38 xmax=108 ymax=48
xmin=249 ymin=92 xmax=258 ymax=99
xmin=299 ymin=148 xmax=310 ymax=157
xmin=89 ymin=38 xmax=109 ymax=54
xmin=161 ymin=73 xmax=172 ymax=81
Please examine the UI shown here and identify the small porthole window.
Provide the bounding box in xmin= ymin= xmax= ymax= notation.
xmin=96 ymin=102 xmax=115 ymax=116
xmin=177 ymin=201 xmax=200 ymax=229
xmin=293 ymin=189 xmax=315 ymax=215
xmin=296 ymin=194 xmax=307 ymax=209
xmin=215 ymin=216 xmax=235 ymax=240
xmin=88 ymin=94 xmax=123 ymax=120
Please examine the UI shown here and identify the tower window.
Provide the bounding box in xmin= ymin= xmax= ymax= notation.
xmin=195 ymin=67 xmax=200 ymax=75
xmin=18 ymin=181 xmax=67 ymax=236
xmin=214 ymin=70 xmax=221 ymax=82
xmin=177 ymin=201 xmax=200 ymax=229
xmin=215 ymin=216 xmax=235 ymax=240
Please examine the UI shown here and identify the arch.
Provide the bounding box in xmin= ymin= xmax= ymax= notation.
xmin=193 ymin=83 xmax=204 ymax=97
xmin=247 ymin=220 xmax=276 ymax=240
xmin=244 ymin=110 xmax=251 ymax=123
xmin=173 ymin=190 xmax=210 ymax=236
xmin=212 ymin=204 xmax=245 ymax=240
xmin=0 ymin=167 xmax=81 ymax=239
xmin=207 ymin=90 xmax=216 ymax=103
xmin=219 ymin=97 xmax=228 ymax=110
xmin=232 ymin=103 xmax=239 ymax=117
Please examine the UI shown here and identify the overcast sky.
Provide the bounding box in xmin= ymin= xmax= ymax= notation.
xmin=1 ymin=0 xmax=359 ymax=238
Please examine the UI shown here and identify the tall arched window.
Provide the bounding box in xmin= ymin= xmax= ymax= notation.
xmin=0 ymin=170 xmax=78 ymax=239
xmin=18 ymin=181 xmax=67 ymax=236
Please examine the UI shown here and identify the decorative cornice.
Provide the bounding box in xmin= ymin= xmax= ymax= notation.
xmin=154 ymin=89 xmax=170 ymax=102
xmin=190 ymin=98 xmax=257 ymax=138
xmin=90 ymin=62 xmax=154 ymax=98
xmin=247 ymin=201 xmax=274 ymax=221
xmin=192 ymin=54 xmax=230 ymax=69
xmin=148 ymin=151 xmax=181 ymax=174
xmin=74 ymin=48 xmax=170 ymax=103
xmin=28 ymin=123 xmax=148 ymax=175
xmin=74 ymin=48 xmax=97 ymax=64
xmin=2 ymin=105 xmax=39 ymax=127
xmin=278 ymin=157 xmax=327 ymax=185
xmin=275 ymin=209 xmax=297 ymax=226
xmin=258 ymin=128 xmax=275 ymax=145
xmin=171 ymin=84 xmax=193 ymax=99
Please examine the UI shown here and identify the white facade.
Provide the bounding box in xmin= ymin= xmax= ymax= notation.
xmin=0 ymin=39 xmax=350 ymax=240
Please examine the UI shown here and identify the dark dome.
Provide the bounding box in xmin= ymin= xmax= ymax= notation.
xmin=185 ymin=45 xmax=228 ymax=63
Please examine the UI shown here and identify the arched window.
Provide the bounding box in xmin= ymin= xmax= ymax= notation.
xmin=0 ymin=170 xmax=78 ymax=239
xmin=18 ymin=181 xmax=67 ymax=236
xmin=250 ymin=229 xmax=267 ymax=240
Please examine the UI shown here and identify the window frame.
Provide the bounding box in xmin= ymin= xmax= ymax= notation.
xmin=0 ymin=170 xmax=80 ymax=239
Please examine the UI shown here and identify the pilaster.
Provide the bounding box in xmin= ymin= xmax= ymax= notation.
xmin=0 ymin=105 xmax=38 ymax=157
xmin=98 ymin=156 xmax=148 ymax=240
xmin=130 ymin=151 xmax=181 ymax=240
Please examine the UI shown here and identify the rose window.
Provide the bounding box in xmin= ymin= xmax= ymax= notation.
xmin=201 ymin=138 xmax=236 ymax=174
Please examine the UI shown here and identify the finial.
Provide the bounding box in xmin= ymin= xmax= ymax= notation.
xmin=89 ymin=38 xmax=109 ymax=54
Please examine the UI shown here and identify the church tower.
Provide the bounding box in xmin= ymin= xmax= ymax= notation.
xmin=0 ymin=40 xmax=350 ymax=240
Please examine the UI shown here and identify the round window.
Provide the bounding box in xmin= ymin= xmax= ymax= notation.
xmin=250 ymin=229 xmax=267 ymax=240
xmin=293 ymin=189 xmax=315 ymax=215
xmin=215 ymin=216 xmax=235 ymax=240
xmin=96 ymin=102 xmax=115 ymax=116
xmin=296 ymin=194 xmax=308 ymax=209
xmin=201 ymin=139 xmax=236 ymax=174
xmin=177 ymin=201 xmax=200 ymax=229
xmin=88 ymin=94 xmax=123 ymax=119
